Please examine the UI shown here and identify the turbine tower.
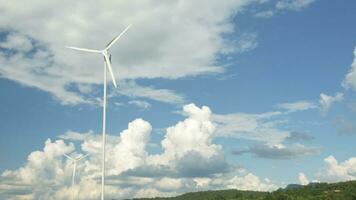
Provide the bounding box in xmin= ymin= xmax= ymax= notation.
xmin=64 ymin=153 xmax=89 ymax=200
xmin=66 ymin=24 xmax=132 ymax=200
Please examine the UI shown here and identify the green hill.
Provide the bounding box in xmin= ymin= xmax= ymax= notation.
xmin=130 ymin=180 xmax=356 ymax=200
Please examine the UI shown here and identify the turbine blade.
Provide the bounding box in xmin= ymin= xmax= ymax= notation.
xmin=105 ymin=24 xmax=132 ymax=50
xmin=64 ymin=153 xmax=74 ymax=160
xmin=104 ymin=54 xmax=117 ymax=88
xmin=66 ymin=46 xmax=101 ymax=53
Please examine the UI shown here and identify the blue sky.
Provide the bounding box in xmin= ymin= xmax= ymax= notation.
xmin=1 ymin=0 xmax=356 ymax=199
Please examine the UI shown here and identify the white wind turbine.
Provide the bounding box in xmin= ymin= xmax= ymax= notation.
xmin=64 ymin=153 xmax=89 ymax=200
xmin=66 ymin=24 xmax=132 ymax=200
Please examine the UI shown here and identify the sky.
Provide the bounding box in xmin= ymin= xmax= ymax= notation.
xmin=0 ymin=0 xmax=356 ymax=199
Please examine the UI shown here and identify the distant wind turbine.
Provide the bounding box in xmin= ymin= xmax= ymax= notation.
xmin=64 ymin=153 xmax=89 ymax=200
xmin=66 ymin=24 xmax=132 ymax=200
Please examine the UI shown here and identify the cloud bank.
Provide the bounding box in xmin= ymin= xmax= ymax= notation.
xmin=0 ymin=104 xmax=278 ymax=199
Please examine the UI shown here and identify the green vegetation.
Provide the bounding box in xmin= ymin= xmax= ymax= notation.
xmin=130 ymin=180 xmax=356 ymax=200
xmin=131 ymin=189 xmax=266 ymax=200
xmin=264 ymin=181 xmax=356 ymax=200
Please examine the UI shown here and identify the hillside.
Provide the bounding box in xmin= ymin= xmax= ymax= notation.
xmin=130 ymin=180 xmax=356 ymax=200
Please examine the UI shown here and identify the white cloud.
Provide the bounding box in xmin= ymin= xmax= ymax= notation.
xmin=58 ymin=130 xmax=94 ymax=141
xmin=190 ymin=168 xmax=279 ymax=192
xmin=155 ymin=178 xmax=183 ymax=191
xmin=148 ymin=103 xmax=226 ymax=174
xmin=234 ymin=33 xmax=259 ymax=53
xmin=319 ymin=92 xmax=344 ymax=114
xmin=0 ymin=32 xmax=33 ymax=52
xmin=213 ymin=105 xmax=319 ymax=160
xmin=298 ymin=172 xmax=309 ymax=185
xmin=134 ymin=188 xmax=175 ymax=199
xmin=342 ymin=47 xmax=356 ymax=90
xmin=276 ymin=0 xmax=317 ymax=11
xmin=255 ymin=10 xmax=275 ymax=18
xmin=0 ymin=0 xmax=259 ymax=105
xmin=225 ymin=173 xmax=277 ymax=191
xmin=0 ymin=103 xmax=282 ymax=199
xmin=115 ymin=80 xmax=186 ymax=104
xmin=193 ymin=177 xmax=211 ymax=188
xmin=277 ymin=100 xmax=317 ymax=113
xmin=128 ymin=100 xmax=151 ymax=110
xmin=318 ymin=155 xmax=356 ymax=182
xmin=213 ymin=111 xmax=289 ymax=145
xmin=108 ymin=118 xmax=152 ymax=175
xmin=255 ymin=0 xmax=317 ymax=18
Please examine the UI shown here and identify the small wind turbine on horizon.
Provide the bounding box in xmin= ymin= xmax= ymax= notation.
xmin=64 ymin=153 xmax=89 ymax=200
xmin=66 ymin=24 xmax=132 ymax=200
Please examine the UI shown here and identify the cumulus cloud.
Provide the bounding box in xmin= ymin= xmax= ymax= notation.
xmin=298 ymin=172 xmax=309 ymax=185
xmin=319 ymin=92 xmax=344 ymax=114
xmin=107 ymin=118 xmax=152 ymax=175
xmin=342 ymin=47 xmax=356 ymax=90
xmin=318 ymin=155 xmax=356 ymax=182
xmin=0 ymin=139 xmax=76 ymax=199
xmin=0 ymin=0 xmax=261 ymax=105
xmin=191 ymin=168 xmax=279 ymax=192
xmin=147 ymin=103 xmax=229 ymax=177
xmin=1 ymin=103 xmax=281 ymax=199
xmin=225 ymin=173 xmax=277 ymax=191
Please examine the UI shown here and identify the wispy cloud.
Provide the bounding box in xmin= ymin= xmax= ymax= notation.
xmin=115 ymin=80 xmax=186 ymax=104
xmin=255 ymin=0 xmax=318 ymax=18
xmin=277 ymin=100 xmax=317 ymax=113
xmin=213 ymin=111 xmax=288 ymax=145
xmin=212 ymin=100 xmax=320 ymax=160
xmin=334 ymin=117 xmax=356 ymax=135
xmin=276 ymin=0 xmax=318 ymax=11
xmin=285 ymin=131 xmax=314 ymax=142
xmin=232 ymin=143 xmax=319 ymax=160
xmin=128 ymin=100 xmax=151 ymax=110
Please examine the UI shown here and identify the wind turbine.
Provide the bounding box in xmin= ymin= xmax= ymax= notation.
xmin=64 ymin=153 xmax=89 ymax=200
xmin=66 ymin=24 xmax=132 ymax=200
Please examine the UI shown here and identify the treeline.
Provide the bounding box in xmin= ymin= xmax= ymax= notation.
xmin=130 ymin=180 xmax=356 ymax=200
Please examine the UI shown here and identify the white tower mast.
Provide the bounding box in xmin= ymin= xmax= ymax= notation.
xmin=66 ymin=24 xmax=132 ymax=200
